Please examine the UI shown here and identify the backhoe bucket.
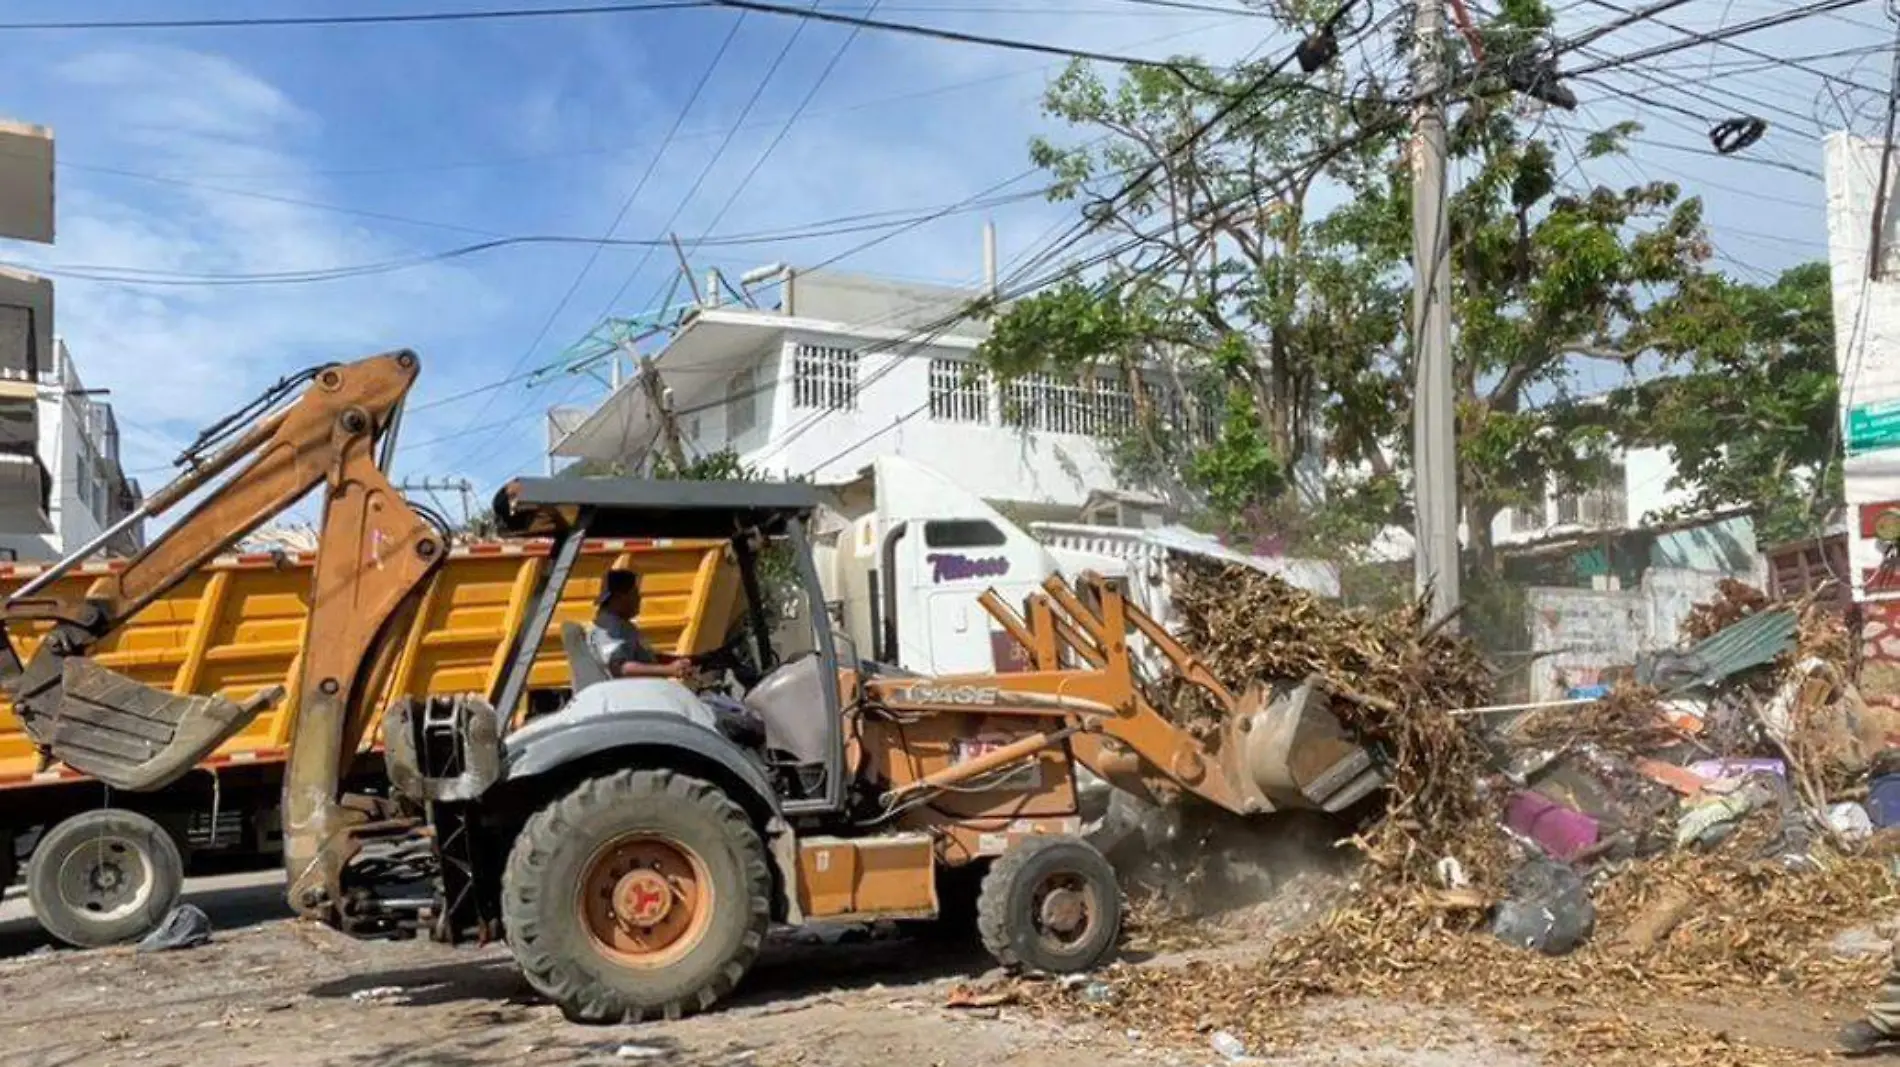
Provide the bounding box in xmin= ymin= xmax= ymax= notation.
xmin=23 ymin=656 xmax=283 ymax=791
xmin=1235 ymin=679 xmax=1384 ymax=813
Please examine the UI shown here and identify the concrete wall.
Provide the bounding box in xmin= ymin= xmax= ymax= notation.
xmin=1526 ymin=567 xmax=1735 ymax=701
xmin=785 ymin=270 xmax=991 ymax=341
xmin=0 ymin=120 xmax=52 ymax=245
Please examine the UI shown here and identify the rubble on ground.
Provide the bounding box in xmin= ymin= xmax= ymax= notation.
xmin=1038 ymin=566 xmax=1900 ymax=1066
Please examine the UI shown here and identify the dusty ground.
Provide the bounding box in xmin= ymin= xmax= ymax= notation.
xmin=0 ymin=874 xmax=1869 ymax=1067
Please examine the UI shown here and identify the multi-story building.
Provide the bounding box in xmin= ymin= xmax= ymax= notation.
xmin=0 ymin=121 xmax=141 ymax=562
xmin=0 ymin=328 xmax=142 ymax=562
xmin=548 ymin=267 xmax=1215 ymax=523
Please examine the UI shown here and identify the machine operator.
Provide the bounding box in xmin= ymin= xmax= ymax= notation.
xmin=589 ymin=568 xmax=692 ymax=681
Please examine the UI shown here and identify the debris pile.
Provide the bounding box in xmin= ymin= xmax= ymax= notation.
xmin=1047 ymin=566 xmax=1900 ymax=1065
xmin=1169 ymin=562 xmax=1503 ymax=884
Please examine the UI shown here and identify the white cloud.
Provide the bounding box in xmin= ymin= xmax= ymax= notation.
xmin=25 ymin=45 xmax=498 ymax=483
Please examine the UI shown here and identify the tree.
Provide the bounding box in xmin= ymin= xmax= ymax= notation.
xmin=1612 ymin=262 xmax=1840 ymax=545
xmin=974 ymin=1 xmax=1826 ymax=574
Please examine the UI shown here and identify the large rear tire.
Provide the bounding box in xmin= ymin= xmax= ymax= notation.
xmin=28 ymin=808 xmax=184 ymax=949
xmin=502 ymin=769 xmax=771 ymax=1022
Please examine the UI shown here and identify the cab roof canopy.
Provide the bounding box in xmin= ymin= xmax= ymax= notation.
xmin=493 ymin=476 xmax=821 ymax=540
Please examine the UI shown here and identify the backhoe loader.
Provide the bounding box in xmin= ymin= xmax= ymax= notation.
xmin=0 ymin=350 xmax=1383 ymax=1021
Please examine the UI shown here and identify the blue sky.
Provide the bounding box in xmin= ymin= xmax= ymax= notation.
xmin=0 ymin=0 xmax=1887 ymax=506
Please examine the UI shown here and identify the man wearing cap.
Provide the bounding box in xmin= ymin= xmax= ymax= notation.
xmin=589 ymin=568 xmax=692 ymax=681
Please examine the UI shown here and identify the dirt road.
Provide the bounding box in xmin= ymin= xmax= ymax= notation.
xmin=0 ymin=878 xmax=1853 ymax=1067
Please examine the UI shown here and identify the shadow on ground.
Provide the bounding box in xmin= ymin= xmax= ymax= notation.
xmin=308 ymin=922 xmax=994 ymax=1018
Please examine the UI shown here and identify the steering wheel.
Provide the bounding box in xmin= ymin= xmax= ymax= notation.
xmin=689 ymin=629 xmax=766 ymax=689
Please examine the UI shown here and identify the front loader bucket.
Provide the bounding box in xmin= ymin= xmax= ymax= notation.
xmin=22 ymin=657 xmax=283 ymax=791
xmin=1236 ymin=678 xmax=1384 ymax=814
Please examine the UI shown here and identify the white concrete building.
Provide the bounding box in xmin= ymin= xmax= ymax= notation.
xmin=1494 ymin=444 xmax=1689 ymax=547
xmin=0 ymin=330 xmax=142 ymax=562
xmin=1822 ymin=132 xmax=1900 ymax=602
xmin=550 ymin=269 xmax=1208 ymax=522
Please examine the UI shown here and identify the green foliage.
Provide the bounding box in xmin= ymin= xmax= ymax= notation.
xmin=976 ymin=0 xmax=1836 ymax=568
xmin=1614 ymin=262 xmax=1841 ymax=544
xmin=1188 ymin=385 xmax=1287 ymax=521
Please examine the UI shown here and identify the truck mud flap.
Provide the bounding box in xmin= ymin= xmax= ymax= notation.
xmin=25 ymin=657 xmax=283 ymax=792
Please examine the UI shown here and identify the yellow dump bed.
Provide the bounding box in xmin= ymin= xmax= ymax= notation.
xmin=0 ymin=536 xmax=741 ymax=789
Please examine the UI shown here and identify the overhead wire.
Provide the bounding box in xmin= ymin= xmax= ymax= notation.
xmin=5 ymin=187 xmax=1058 ymax=288
xmin=451 ymin=1 xmax=835 ymax=474
xmin=1572 ymin=0 xmax=1884 ymax=95
xmin=404 ymin=10 xmax=1254 ymax=466
xmin=450 ymin=9 xmax=748 ymax=458
xmin=1564 ymin=0 xmax=1877 ymax=77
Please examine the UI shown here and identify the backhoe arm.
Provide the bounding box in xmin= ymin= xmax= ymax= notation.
xmin=0 ymin=351 xmax=444 ymax=820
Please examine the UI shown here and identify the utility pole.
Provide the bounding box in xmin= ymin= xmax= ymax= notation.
xmin=637 ymin=355 xmax=688 ymax=472
xmin=1410 ymin=0 xmax=1460 ymax=625
xmin=398 ymin=477 xmax=475 ymax=528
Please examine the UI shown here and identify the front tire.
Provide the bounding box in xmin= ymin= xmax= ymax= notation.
xmin=977 ymin=835 xmax=1120 ymax=974
xmin=502 ymin=770 xmax=771 ymax=1022
xmin=28 ymin=808 xmax=184 ymax=948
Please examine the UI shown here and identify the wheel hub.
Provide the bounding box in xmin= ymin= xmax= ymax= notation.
xmin=579 ymin=833 xmax=713 ymax=968
xmin=55 ymin=835 xmax=153 ymax=920
xmin=1038 ymin=886 xmax=1088 ymax=936
xmin=614 ymin=869 xmax=675 ymax=928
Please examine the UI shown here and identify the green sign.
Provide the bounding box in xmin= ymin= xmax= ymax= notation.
xmin=1849 ymin=400 xmax=1900 ymax=454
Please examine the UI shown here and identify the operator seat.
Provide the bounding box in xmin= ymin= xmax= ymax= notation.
xmin=560 ymin=622 xmax=612 ymax=692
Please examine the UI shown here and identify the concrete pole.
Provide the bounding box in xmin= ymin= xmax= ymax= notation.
xmin=1411 ymin=0 xmax=1460 ymax=623
xmin=983 ymin=219 xmax=998 ymax=298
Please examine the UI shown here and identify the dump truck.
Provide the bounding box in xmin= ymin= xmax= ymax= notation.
xmin=3 ymin=351 xmax=1381 ymax=1019
xmin=0 ymin=536 xmax=740 ymax=947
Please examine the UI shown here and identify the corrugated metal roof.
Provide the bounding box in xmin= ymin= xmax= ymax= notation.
xmin=1635 ymin=608 xmax=1798 ymax=692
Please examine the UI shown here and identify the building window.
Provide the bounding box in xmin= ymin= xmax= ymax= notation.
xmin=929 ymin=359 xmax=989 ymax=424
xmin=1002 ymin=372 xmax=1136 ymax=436
xmin=792 ymin=344 xmax=856 ymax=411
xmin=1510 ymin=502 xmax=1546 ymax=534
xmin=1554 ymin=461 xmax=1628 ymax=529
xmin=726 ymin=367 xmax=757 ymax=438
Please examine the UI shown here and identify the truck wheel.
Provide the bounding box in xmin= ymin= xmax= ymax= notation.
xmin=27 ymin=809 xmax=184 ymax=948
xmin=977 ymin=836 xmax=1121 ymax=974
xmin=502 ymin=769 xmax=771 ymax=1023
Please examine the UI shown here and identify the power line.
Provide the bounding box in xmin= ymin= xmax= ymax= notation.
xmin=9 ymin=188 xmax=1052 ymax=288
xmin=1572 ymin=0 xmax=1884 ymax=96
xmin=674 ymin=0 xmax=882 ymax=281
xmin=1557 ymin=0 xmax=1698 ymax=54
xmin=451 ymin=3 xmax=827 ymax=474
xmin=53 ymin=158 xmax=503 ymax=237
xmin=409 ymin=11 xmax=1251 ymax=456
xmin=1565 ymin=0 xmax=1877 ymax=77
xmin=0 ymin=1 xmax=709 ymax=31
xmin=704 ymin=0 xmax=1214 ymax=68
xmin=454 ymin=9 xmax=747 ymax=453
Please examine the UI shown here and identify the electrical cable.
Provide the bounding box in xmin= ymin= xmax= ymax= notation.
xmin=703 ymin=0 xmax=1221 ymax=69
xmin=452 ymin=10 xmax=747 ymax=455
xmin=677 ymin=0 xmax=883 ymax=276
xmin=4 ymin=188 xmax=1056 ymax=288
xmin=1572 ymin=0 xmax=1884 ymax=95
xmin=0 ymin=2 xmax=711 ymax=31
xmin=410 ymin=9 xmax=1265 ymax=463
xmin=1556 ymin=0 xmax=1699 ymax=54
xmin=1566 ymin=0 xmax=1877 ymax=77
xmin=451 ymin=2 xmax=834 ymax=475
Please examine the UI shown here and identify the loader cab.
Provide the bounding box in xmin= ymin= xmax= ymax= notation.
xmin=490 ymin=475 xmax=849 ymax=815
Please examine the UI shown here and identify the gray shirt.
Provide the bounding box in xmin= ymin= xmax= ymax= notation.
xmin=587 ymin=609 xmax=656 ymax=677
